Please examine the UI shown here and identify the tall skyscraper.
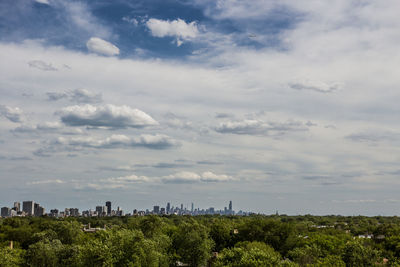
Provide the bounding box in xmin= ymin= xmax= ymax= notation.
xmin=166 ymin=202 xmax=170 ymax=213
xmin=153 ymin=206 xmax=160 ymax=214
xmin=13 ymin=202 xmax=20 ymax=212
xmin=95 ymin=206 xmax=104 ymax=216
xmin=191 ymin=203 xmax=194 ymax=213
xmin=22 ymin=201 xmax=34 ymax=216
xmin=106 ymin=201 xmax=111 ymax=216
xmin=229 ymin=200 xmax=232 ymax=211
xmin=1 ymin=207 xmax=10 ymax=217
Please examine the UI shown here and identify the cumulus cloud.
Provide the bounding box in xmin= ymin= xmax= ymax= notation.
xmin=28 ymin=60 xmax=57 ymax=71
xmin=146 ymin=18 xmax=199 ymax=46
xmin=34 ymin=0 xmax=50 ymax=5
xmin=86 ymin=37 xmax=119 ymax=56
xmin=28 ymin=179 xmax=64 ymax=185
xmin=43 ymin=134 xmax=179 ymax=151
xmin=75 ymin=174 xmax=150 ymax=190
xmin=164 ymin=113 xmax=193 ymax=129
xmin=47 ymin=89 xmax=102 ymax=103
xmin=0 ymin=105 xmax=24 ymax=122
xmin=58 ymin=104 xmax=158 ymax=128
xmin=289 ymin=80 xmax=341 ymax=93
xmin=215 ymin=119 xmax=307 ymax=135
xmin=102 ymin=174 xmax=149 ymax=184
xmin=162 ymin=171 xmax=233 ymax=183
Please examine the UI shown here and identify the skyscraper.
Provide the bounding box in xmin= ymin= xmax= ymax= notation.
xmin=95 ymin=206 xmax=104 ymax=216
xmin=166 ymin=202 xmax=170 ymax=213
xmin=106 ymin=201 xmax=111 ymax=216
xmin=153 ymin=206 xmax=160 ymax=214
xmin=22 ymin=201 xmax=34 ymax=216
xmin=1 ymin=207 xmax=10 ymax=217
xmin=229 ymin=200 xmax=232 ymax=211
xmin=191 ymin=203 xmax=194 ymax=213
xmin=13 ymin=202 xmax=20 ymax=212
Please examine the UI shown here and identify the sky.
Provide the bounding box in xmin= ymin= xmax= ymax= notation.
xmin=1 ymin=0 xmax=400 ymax=216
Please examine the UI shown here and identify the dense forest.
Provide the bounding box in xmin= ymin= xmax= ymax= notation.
xmin=2 ymin=215 xmax=400 ymax=266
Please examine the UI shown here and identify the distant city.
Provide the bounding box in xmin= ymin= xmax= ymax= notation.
xmin=1 ymin=200 xmax=254 ymax=218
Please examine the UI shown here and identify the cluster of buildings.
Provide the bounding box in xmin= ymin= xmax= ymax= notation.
xmin=1 ymin=200 xmax=251 ymax=218
xmin=146 ymin=200 xmax=243 ymax=216
xmin=1 ymin=201 xmax=45 ymax=217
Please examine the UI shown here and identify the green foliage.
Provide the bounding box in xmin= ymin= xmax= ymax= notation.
xmin=2 ymin=215 xmax=400 ymax=266
xmin=172 ymin=221 xmax=214 ymax=267
xmin=0 ymin=247 xmax=25 ymax=267
xmin=26 ymin=239 xmax=64 ymax=267
xmin=209 ymin=218 xmax=234 ymax=251
xmin=215 ymin=241 xmax=294 ymax=267
xmin=342 ymin=240 xmax=381 ymax=267
xmin=236 ymin=217 xmax=299 ymax=255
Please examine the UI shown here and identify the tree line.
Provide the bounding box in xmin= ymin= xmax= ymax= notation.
xmin=1 ymin=214 xmax=400 ymax=266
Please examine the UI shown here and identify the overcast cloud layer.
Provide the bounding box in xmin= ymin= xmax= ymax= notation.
xmin=1 ymin=0 xmax=400 ymax=215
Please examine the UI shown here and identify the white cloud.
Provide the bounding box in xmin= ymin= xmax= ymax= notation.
xmin=201 ymin=171 xmax=232 ymax=182
xmin=199 ymin=0 xmax=277 ymax=20
xmin=60 ymin=2 xmax=111 ymax=39
xmin=146 ymin=18 xmax=199 ymax=46
xmin=102 ymin=174 xmax=149 ymax=184
xmin=162 ymin=171 xmax=233 ymax=183
xmin=45 ymin=134 xmax=179 ymax=150
xmin=289 ymin=80 xmax=341 ymax=93
xmin=36 ymin=121 xmax=63 ymax=130
xmin=28 ymin=179 xmax=64 ymax=185
xmin=47 ymin=88 xmax=102 ymax=103
xmin=58 ymin=104 xmax=158 ymax=128
xmin=122 ymin=16 xmax=138 ymax=26
xmin=75 ymin=174 xmax=150 ymax=190
xmin=86 ymin=37 xmax=119 ymax=56
xmin=35 ymin=0 xmax=50 ymax=5
xmin=0 ymin=105 xmax=24 ymax=123
xmin=215 ymin=119 xmax=308 ymax=136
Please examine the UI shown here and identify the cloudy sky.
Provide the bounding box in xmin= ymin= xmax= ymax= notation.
xmin=1 ymin=0 xmax=400 ymax=215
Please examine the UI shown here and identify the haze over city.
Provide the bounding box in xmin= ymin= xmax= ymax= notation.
xmin=1 ymin=0 xmax=400 ymax=216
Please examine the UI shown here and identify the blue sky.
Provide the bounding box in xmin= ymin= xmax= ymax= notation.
xmin=1 ymin=0 xmax=400 ymax=215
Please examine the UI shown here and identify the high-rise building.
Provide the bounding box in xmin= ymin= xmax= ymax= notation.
xmin=229 ymin=201 xmax=232 ymax=211
xmin=95 ymin=206 xmax=104 ymax=216
xmin=34 ymin=203 xmax=45 ymax=216
xmin=22 ymin=201 xmax=35 ymax=216
xmin=50 ymin=209 xmax=59 ymax=217
xmin=1 ymin=207 xmax=10 ymax=217
xmin=153 ymin=206 xmax=160 ymax=214
xmin=191 ymin=203 xmax=194 ymax=213
xmin=105 ymin=201 xmax=111 ymax=216
xmin=70 ymin=208 xmax=79 ymax=217
xmin=13 ymin=202 xmax=20 ymax=212
xmin=166 ymin=202 xmax=170 ymax=213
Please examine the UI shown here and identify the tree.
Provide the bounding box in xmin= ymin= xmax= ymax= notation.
xmin=26 ymin=239 xmax=64 ymax=267
xmin=173 ymin=222 xmax=214 ymax=267
xmin=215 ymin=241 xmax=297 ymax=267
xmin=0 ymin=247 xmax=25 ymax=267
xmin=209 ymin=219 xmax=233 ymax=251
xmin=342 ymin=240 xmax=381 ymax=267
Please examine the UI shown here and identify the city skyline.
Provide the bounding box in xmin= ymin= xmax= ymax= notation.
xmin=1 ymin=1 xmax=400 ymax=216
xmin=1 ymin=199 xmax=250 ymax=218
